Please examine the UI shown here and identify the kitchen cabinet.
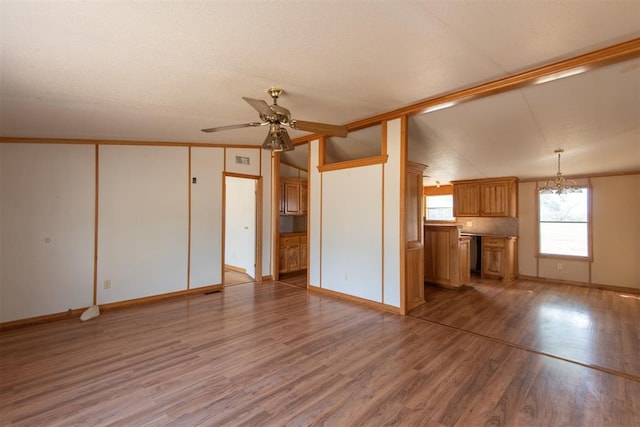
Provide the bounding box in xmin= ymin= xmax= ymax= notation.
xmin=481 ymin=236 xmax=518 ymax=281
xmin=424 ymin=224 xmax=471 ymax=288
xmin=279 ymin=234 xmax=307 ymax=274
xmin=453 ymin=183 xmax=480 ymax=216
xmin=452 ymin=177 xmax=518 ymax=217
xmin=280 ymin=178 xmax=307 ymax=215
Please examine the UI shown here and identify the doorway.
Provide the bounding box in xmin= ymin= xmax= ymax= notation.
xmin=223 ymin=174 xmax=261 ymax=287
xmin=277 ymin=144 xmax=309 ymax=288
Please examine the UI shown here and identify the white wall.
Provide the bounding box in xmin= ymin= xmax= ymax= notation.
xmin=1 ymin=143 xmax=95 ymax=322
xmin=322 ymin=165 xmax=383 ymax=301
xmin=190 ymin=147 xmax=224 ymax=288
xmin=261 ymin=148 xmax=273 ymax=278
xmin=97 ymin=145 xmax=189 ymax=304
xmin=383 ymin=119 xmax=402 ymax=307
xmin=309 ymin=118 xmax=403 ymax=309
xmin=309 ymin=139 xmax=322 ymax=287
xmin=0 ymin=142 xmax=272 ymax=323
xmin=225 ymin=176 xmax=256 ymax=278
xmin=518 ymin=174 xmax=640 ymax=289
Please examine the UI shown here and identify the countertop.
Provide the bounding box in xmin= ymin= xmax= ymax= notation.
xmin=460 ymin=232 xmax=518 ymax=238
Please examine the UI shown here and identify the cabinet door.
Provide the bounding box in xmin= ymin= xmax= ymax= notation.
xmin=453 ymin=184 xmax=480 ymax=216
xmin=459 ymin=238 xmax=471 ymax=283
xmin=279 ymin=244 xmax=288 ymax=273
xmin=300 ymin=186 xmax=308 ymax=214
xmin=299 ymin=236 xmax=308 ymax=269
xmin=284 ymin=183 xmax=300 ymax=215
xmin=482 ymin=247 xmax=504 ymax=278
xmin=480 ymin=182 xmax=510 ymax=216
xmin=287 ymin=244 xmax=300 ymax=271
xmin=300 ymin=242 xmax=307 ymax=269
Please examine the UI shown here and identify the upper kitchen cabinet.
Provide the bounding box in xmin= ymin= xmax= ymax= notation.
xmin=280 ymin=178 xmax=307 ymax=215
xmin=452 ymin=177 xmax=518 ymax=217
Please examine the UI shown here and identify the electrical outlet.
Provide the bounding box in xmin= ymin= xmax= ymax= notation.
xmin=557 ymin=263 xmax=563 ymax=270
xmin=103 ymin=280 xmax=111 ymax=289
xmin=466 ymin=221 xmax=473 ymax=227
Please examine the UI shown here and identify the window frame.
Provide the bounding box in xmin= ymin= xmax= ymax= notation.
xmin=536 ymin=185 xmax=592 ymax=261
xmin=423 ymin=185 xmax=455 ymax=222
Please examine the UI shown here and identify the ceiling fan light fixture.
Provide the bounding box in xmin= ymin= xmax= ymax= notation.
xmin=537 ymin=149 xmax=582 ymax=194
xmin=262 ymin=125 xmax=294 ymax=152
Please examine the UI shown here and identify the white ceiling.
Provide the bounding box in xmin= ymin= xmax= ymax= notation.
xmin=1 ymin=1 xmax=639 ymax=185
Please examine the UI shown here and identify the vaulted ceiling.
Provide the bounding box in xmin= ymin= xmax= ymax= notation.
xmin=1 ymin=1 xmax=639 ymax=185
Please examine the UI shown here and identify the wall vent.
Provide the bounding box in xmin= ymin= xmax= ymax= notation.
xmin=235 ymin=156 xmax=250 ymax=165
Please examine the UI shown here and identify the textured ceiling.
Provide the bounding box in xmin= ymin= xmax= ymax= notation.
xmin=1 ymin=1 xmax=639 ymax=185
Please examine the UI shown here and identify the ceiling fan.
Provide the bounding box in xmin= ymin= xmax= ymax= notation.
xmin=201 ymin=88 xmax=348 ymax=152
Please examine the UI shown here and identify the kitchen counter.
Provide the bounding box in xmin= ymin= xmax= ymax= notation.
xmin=461 ymin=232 xmax=518 ymax=238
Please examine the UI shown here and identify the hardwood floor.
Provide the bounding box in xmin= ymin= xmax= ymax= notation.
xmin=224 ymin=269 xmax=254 ymax=286
xmin=277 ymin=269 xmax=307 ymax=288
xmin=411 ymin=277 xmax=640 ymax=381
xmin=1 ymin=280 xmax=639 ymax=426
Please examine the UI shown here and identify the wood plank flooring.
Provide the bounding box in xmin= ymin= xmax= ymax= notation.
xmin=411 ymin=278 xmax=640 ymax=381
xmin=277 ymin=269 xmax=307 ymax=288
xmin=1 ymin=279 xmax=639 ymax=426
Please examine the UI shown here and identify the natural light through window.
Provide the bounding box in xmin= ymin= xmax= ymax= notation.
xmin=426 ymin=195 xmax=454 ymax=220
xmin=538 ymin=189 xmax=589 ymax=257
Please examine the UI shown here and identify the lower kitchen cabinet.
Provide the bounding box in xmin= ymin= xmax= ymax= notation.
xmin=279 ymin=234 xmax=308 ymax=274
xmin=481 ymin=236 xmax=518 ymax=281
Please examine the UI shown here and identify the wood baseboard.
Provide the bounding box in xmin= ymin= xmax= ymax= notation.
xmin=224 ymin=264 xmax=247 ymax=274
xmin=308 ymin=285 xmax=401 ymax=315
xmin=0 ymin=283 xmax=223 ymax=331
xmin=519 ymin=275 xmax=640 ymax=295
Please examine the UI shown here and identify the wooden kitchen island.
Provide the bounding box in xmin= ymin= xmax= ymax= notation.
xmin=424 ymin=224 xmax=471 ymax=289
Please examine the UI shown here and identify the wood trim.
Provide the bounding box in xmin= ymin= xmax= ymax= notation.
xmin=399 ymin=116 xmax=408 ymax=315
xmin=0 ymin=136 xmax=260 ymax=149
xmin=308 ymin=285 xmax=401 ymax=315
xmin=519 ymin=275 xmax=640 ymax=296
xmin=381 ymin=121 xmax=387 ymax=304
xmin=0 ymin=284 xmax=224 ymax=331
xmin=255 ymin=176 xmax=263 ymax=284
xmin=93 ymin=144 xmax=99 ymax=305
xmin=292 ymin=38 xmax=640 ymax=144
xmin=424 ymin=184 xmax=453 ymax=196
xmin=187 ymin=146 xmax=192 ymax=289
xmin=273 ymin=152 xmax=280 ymax=281
xmin=225 ymin=264 xmax=247 ymax=274
xmin=317 ymin=154 xmax=388 ymax=173
xmin=224 ymin=171 xmax=261 ymax=180
xmin=451 ymin=176 xmax=519 ymax=185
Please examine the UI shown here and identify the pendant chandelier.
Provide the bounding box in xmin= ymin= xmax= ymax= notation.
xmin=538 ymin=149 xmax=582 ymax=194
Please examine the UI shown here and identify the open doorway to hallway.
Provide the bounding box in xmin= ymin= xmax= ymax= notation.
xmin=223 ymin=175 xmax=259 ymax=287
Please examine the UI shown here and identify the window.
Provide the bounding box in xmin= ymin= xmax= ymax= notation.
xmin=538 ymin=188 xmax=589 ymax=258
xmin=425 ymin=194 xmax=454 ymax=220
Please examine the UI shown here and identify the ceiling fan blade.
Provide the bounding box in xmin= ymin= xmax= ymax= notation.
xmin=243 ymin=97 xmax=274 ymax=118
xmin=201 ymin=122 xmax=265 ymax=133
xmin=290 ymin=120 xmax=348 ymax=137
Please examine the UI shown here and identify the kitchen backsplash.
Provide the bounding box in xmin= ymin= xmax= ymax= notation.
xmin=279 ymin=215 xmax=307 ymax=234
xmin=455 ymin=217 xmax=519 ymax=236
